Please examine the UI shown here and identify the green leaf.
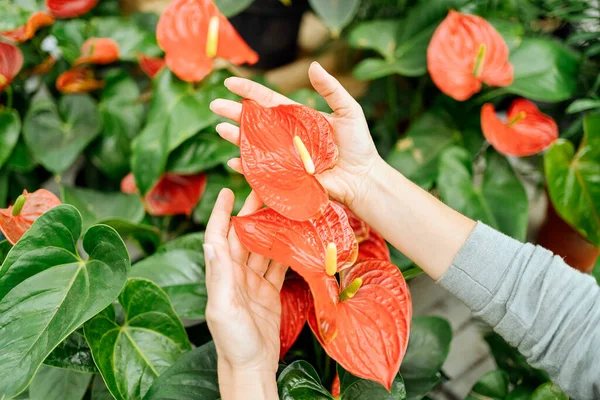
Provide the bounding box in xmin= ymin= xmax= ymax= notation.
xmin=531 ymin=383 xmax=568 ymax=400
xmin=29 ymin=365 xmax=92 ymax=400
xmin=6 ymin=139 xmax=36 ymax=173
xmin=386 ymin=113 xmax=458 ymax=190
xmin=506 ymin=385 xmax=536 ymax=400
xmin=0 ymin=240 xmax=11 ymax=264
xmin=0 ymin=108 xmax=21 ymax=169
xmin=159 ymin=232 xmax=204 ymax=252
xmin=130 ymin=248 xmax=206 ymax=320
xmin=309 ymin=0 xmax=361 ymax=36
xmin=438 ymin=147 xmax=528 ymax=241
xmin=214 ymin=0 xmax=254 ymax=17
xmin=0 ymin=169 xmax=7 ymax=208
xmin=84 ymin=278 xmax=192 ymax=400
xmin=23 ymin=87 xmax=102 ymax=174
xmin=194 ymin=171 xmax=251 ymax=225
xmin=465 ymin=370 xmax=510 ymax=400
xmin=143 ymin=342 xmax=219 ymax=400
xmin=92 ymin=375 xmax=114 ymax=400
xmin=338 ymin=366 xmax=407 ymax=399
xmin=0 ymin=205 xmax=130 ymax=398
xmin=404 ymin=375 xmax=442 ymax=400
xmin=43 ymin=330 xmax=98 ymax=373
xmin=166 ymin=133 xmax=239 ymax=175
xmin=545 ymin=113 xmax=600 ymax=246
xmin=277 ymin=361 xmax=334 ymax=400
xmin=566 ymin=99 xmax=600 ymax=114
xmin=489 ymin=19 xmax=524 ymax=52
xmin=132 ymin=70 xmax=236 ymax=194
xmin=52 ymin=19 xmax=89 ymax=63
xmin=61 ymin=185 xmax=145 ymax=231
xmin=91 ymin=71 xmax=144 ymax=180
xmin=90 ymin=16 xmax=161 ymax=59
xmin=349 ymin=0 xmax=464 ymax=80
xmin=507 ymin=38 xmax=580 ymax=102
xmin=288 ymin=89 xmax=332 ymax=113
xmin=0 ymin=1 xmax=44 ymax=31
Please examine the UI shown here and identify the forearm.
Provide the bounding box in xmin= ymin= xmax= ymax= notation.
xmin=353 ymin=158 xmax=476 ymax=280
xmin=218 ymin=359 xmax=279 ymax=400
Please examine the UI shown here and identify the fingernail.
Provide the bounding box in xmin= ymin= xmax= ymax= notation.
xmin=226 ymin=159 xmax=234 ymax=168
xmin=224 ymin=77 xmax=232 ymax=88
xmin=204 ymin=244 xmax=216 ymax=261
xmin=209 ymin=100 xmax=217 ymax=111
xmin=215 ymin=123 xmax=223 ymax=134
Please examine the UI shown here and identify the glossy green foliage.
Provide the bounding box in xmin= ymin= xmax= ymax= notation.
xmin=167 ymin=133 xmax=239 ymax=175
xmin=309 ymin=0 xmax=361 ymax=37
xmin=278 ymin=361 xmax=334 ymax=400
xmin=214 ymin=0 xmax=254 ymax=17
xmin=465 ymin=370 xmax=510 ymax=400
xmin=338 ymin=366 xmax=407 ymax=399
xmin=29 ymin=366 xmax=92 ymax=400
xmin=0 ymin=205 xmax=130 ymax=398
xmin=84 ymin=278 xmax=192 ymax=400
xmin=0 ymin=108 xmax=21 ymax=169
xmin=194 ymin=172 xmax=252 ymax=225
xmin=43 ymin=330 xmax=98 ymax=373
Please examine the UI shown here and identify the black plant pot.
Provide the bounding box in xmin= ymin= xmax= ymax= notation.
xmin=230 ymin=0 xmax=309 ymax=70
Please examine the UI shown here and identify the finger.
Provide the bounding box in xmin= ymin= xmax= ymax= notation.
xmin=226 ymin=158 xmax=243 ymax=174
xmin=228 ymin=191 xmax=263 ymax=265
xmin=308 ymin=61 xmax=362 ymax=118
xmin=247 ymin=253 xmax=270 ymax=276
xmin=216 ymin=122 xmax=240 ymax=146
xmin=265 ymin=262 xmax=288 ymax=291
xmin=210 ymin=99 xmax=242 ymax=123
xmin=224 ymin=77 xmax=296 ymax=107
xmin=205 ymin=188 xmax=235 ymax=246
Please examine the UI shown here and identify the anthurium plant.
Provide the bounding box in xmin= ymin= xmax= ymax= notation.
xmin=0 ymin=0 xmax=598 ymax=399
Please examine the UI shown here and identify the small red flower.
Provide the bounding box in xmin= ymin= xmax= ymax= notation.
xmin=308 ymin=259 xmax=412 ymax=390
xmin=0 ymin=42 xmax=23 ymax=92
xmin=427 ymin=10 xmax=513 ymax=101
xmin=279 ymin=273 xmax=310 ymax=358
xmin=0 ymin=189 xmax=62 ymax=245
xmin=73 ymin=38 xmax=120 ymax=66
xmin=1 ymin=12 xmax=55 ymax=43
xmin=240 ymin=100 xmax=338 ymax=221
xmin=31 ymin=55 xmax=56 ymax=75
xmin=56 ymin=68 xmax=105 ymax=94
xmin=358 ymin=228 xmax=390 ymax=262
xmin=138 ymin=54 xmax=166 ymax=79
xmin=156 ymin=0 xmax=258 ymax=82
xmin=481 ymin=99 xmax=559 ymax=157
xmin=121 ymin=173 xmax=208 ymax=216
xmin=46 ymin=0 xmax=100 ymax=18
xmin=232 ymin=202 xmax=358 ymax=343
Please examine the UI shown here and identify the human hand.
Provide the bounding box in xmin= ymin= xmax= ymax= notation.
xmin=203 ymin=189 xmax=287 ymax=399
xmin=209 ymin=61 xmax=382 ymax=209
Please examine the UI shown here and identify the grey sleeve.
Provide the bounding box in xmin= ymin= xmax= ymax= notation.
xmin=437 ymin=222 xmax=600 ymax=400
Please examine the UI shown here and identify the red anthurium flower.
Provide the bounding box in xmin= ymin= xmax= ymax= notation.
xmin=73 ymin=38 xmax=120 ymax=66
xmin=427 ymin=10 xmax=513 ymax=101
xmin=156 ymin=0 xmax=259 ymax=82
xmin=358 ymin=228 xmax=390 ymax=262
xmin=481 ymin=99 xmax=559 ymax=157
xmin=232 ymin=201 xmax=358 ymax=343
xmin=308 ymin=259 xmax=412 ymax=390
xmin=339 ymin=203 xmax=370 ymax=243
xmin=0 ymin=42 xmax=24 ymax=92
xmin=1 ymin=12 xmax=55 ymax=43
xmin=31 ymin=55 xmax=56 ymax=75
xmin=0 ymin=189 xmax=62 ymax=245
xmin=138 ymin=54 xmax=166 ymax=79
xmin=56 ymin=68 xmax=105 ymax=94
xmin=46 ymin=0 xmax=100 ymax=18
xmin=121 ymin=173 xmax=208 ymax=216
xmin=240 ymin=100 xmax=338 ymax=221
xmin=279 ymin=273 xmax=310 ymax=358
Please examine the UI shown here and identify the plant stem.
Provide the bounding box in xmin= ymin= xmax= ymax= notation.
xmin=5 ymin=86 xmax=13 ymax=109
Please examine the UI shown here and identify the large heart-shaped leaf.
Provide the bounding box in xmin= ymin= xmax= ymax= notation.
xmin=214 ymin=0 xmax=254 ymax=17
xmin=131 ymin=233 xmax=206 ymax=320
xmin=143 ymin=342 xmax=219 ymax=400
xmin=438 ymin=147 xmax=528 ymax=241
xmin=43 ymin=330 xmax=98 ymax=373
xmin=545 ymin=113 xmax=600 ymax=246
xmin=309 ymin=0 xmax=361 ymax=36
xmin=507 ymin=38 xmax=580 ymax=102
xmin=337 ymin=366 xmax=407 ymax=400
xmin=401 ymin=316 xmax=452 ymax=400
xmin=84 ymin=278 xmax=192 ymax=400
xmin=0 ymin=108 xmax=20 ymax=169
xmin=166 ymin=133 xmax=239 ymax=175
xmin=6 ymin=139 xmax=36 ymax=173
xmin=0 ymin=205 xmax=130 ymax=398
xmin=0 ymin=240 xmax=11 ymax=264
xmin=92 ymin=375 xmax=113 ymax=400
xmin=348 ymin=0 xmax=464 ymax=80
xmin=194 ymin=171 xmax=251 ymax=225
xmin=277 ymin=361 xmax=334 ymax=400
xmin=531 ymin=383 xmax=568 ymax=400
xmin=29 ymin=365 xmax=92 ymax=400
xmin=132 ymin=70 xmax=236 ymax=194
xmin=23 ymin=87 xmax=102 ymax=174
xmin=91 ymin=71 xmax=144 ymax=180
xmin=465 ymin=370 xmax=510 ymax=400
xmin=89 ymin=16 xmax=161 ymax=59
xmin=386 ymin=112 xmax=458 ymax=190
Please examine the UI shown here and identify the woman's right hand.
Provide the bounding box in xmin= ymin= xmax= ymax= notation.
xmin=209 ymin=61 xmax=382 ymax=210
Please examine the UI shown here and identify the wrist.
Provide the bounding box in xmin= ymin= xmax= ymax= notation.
xmin=218 ymin=358 xmax=278 ymax=400
xmin=352 ymin=156 xmax=399 ymax=216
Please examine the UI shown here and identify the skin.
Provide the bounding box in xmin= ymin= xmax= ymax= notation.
xmin=204 ymin=61 xmax=477 ymax=399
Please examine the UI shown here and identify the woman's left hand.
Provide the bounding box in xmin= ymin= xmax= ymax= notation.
xmin=203 ymin=188 xmax=287 ymax=399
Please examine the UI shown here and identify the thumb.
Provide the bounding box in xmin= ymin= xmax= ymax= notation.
xmin=308 ymin=61 xmax=361 ymax=118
